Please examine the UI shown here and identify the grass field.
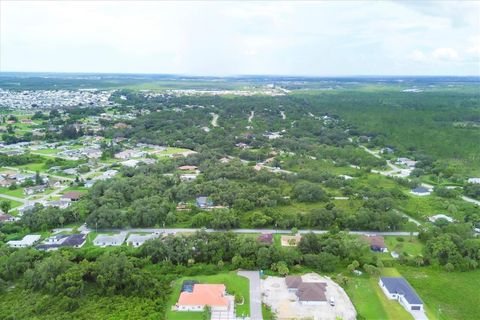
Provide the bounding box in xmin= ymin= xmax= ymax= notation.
xmin=383 ymin=236 xmax=424 ymax=257
xmin=0 ymin=187 xmax=25 ymax=198
xmin=165 ymin=271 xmax=250 ymax=320
xmin=398 ymin=266 xmax=480 ymax=320
xmin=16 ymin=162 xmax=47 ymax=172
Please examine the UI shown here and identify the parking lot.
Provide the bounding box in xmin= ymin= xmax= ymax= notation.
xmin=262 ymin=273 xmax=356 ymax=320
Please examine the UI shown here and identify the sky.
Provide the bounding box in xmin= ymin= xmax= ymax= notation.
xmin=1 ymin=0 xmax=479 ymax=76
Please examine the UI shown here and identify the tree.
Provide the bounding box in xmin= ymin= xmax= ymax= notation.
xmin=0 ymin=201 xmax=11 ymax=214
xmin=273 ymin=261 xmax=289 ymax=276
xmin=292 ymin=182 xmax=327 ymax=202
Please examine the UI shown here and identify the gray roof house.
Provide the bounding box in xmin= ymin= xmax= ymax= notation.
xmin=93 ymin=233 xmax=127 ymax=247
xmin=126 ymin=233 xmax=160 ymax=247
xmin=379 ymin=277 xmax=425 ymax=315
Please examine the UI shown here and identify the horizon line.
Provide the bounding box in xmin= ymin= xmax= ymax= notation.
xmin=0 ymin=70 xmax=479 ymax=78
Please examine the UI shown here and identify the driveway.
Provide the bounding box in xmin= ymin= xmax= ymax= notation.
xmin=238 ymin=270 xmax=263 ymax=320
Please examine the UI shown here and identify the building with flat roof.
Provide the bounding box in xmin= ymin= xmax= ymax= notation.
xmin=126 ymin=233 xmax=160 ymax=247
xmin=8 ymin=234 xmax=41 ymax=248
xmin=93 ymin=233 xmax=126 ymax=247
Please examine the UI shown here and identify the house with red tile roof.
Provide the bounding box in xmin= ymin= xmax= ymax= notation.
xmin=176 ymin=284 xmax=230 ymax=312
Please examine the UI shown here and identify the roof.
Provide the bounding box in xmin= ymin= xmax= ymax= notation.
xmin=411 ymin=186 xmax=429 ymax=193
xmin=258 ymin=233 xmax=273 ymax=244
xmin=285 ymin=276 xmax=303 ymax=289
xmin=362 ymin=235 xmax=386 ymax=248
xmin=380 ymin=277 xmax=423 ymax=305
xmin=62 ymin=191 xmax=83 ymax=200
xmin=296 ymin=282 xmax=328 ymax=301
xmin=62 ymin=234 xmax=87 ymax=246
xmin=127 ymin=233 xmax=159 ymax=244
xmin=94 ymin=233 xmax=126 ymax=244
xmin=177 ymin=284 xmax=228 ymax=307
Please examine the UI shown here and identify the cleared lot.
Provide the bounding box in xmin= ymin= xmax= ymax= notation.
xmin=262 ymin=273 xmax=356 ymax=320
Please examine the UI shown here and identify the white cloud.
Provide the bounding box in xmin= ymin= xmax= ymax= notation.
xmin=0 ymin=1 xmax=478 ymax=75
xmin=432 ymin=48 xmax=460 ymax=61
xmin=408 ymin=50 xmax=427 ymax=62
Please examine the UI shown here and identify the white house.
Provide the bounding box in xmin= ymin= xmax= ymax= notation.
xmin=121 ymin=159 xmax=140 ymax=167
xmin=396 ymin=157 xmax=417 ymax=168
xmin=8 ymin=234 xmax=41 ymax=248
xmin=126 ymin=233 xmax=160 ymax=247
xmin=93 ymin=233 xmax=127 ymax=247
xmin=180 ymin=174 xmax=198 ymax=182
xmin=428 ymin=214 xmax=455 ymax=223
xmin=379 ymin=277 xmax=424 ymax=312
xmin=467 ymin=178 xmax=480 ymax=184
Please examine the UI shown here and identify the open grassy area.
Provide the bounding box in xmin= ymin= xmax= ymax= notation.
xmin=398 ymin=266 xmax=480 ymax=320
xmin=383 ymin=236 xmax=424 ymax=257
xmin=165 ymin=271 xmax=250 ymax=320
xmin=0 ymin=198 xmax=23 ymax=210
xmin=16 ymin=162 xmax=47 ymax=172
xmin=0 ymin=187 xmax=26 ymax=198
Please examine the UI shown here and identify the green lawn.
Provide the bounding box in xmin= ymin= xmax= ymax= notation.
xmin=344 ymin=274 xmax=413 ymax=320
xmin=0 ymin=187 xmax=26 ymax=198
xmin=383 ymin=236 xmax=424 ymax=257
xmin=398 ymin=266 xmax=480 ymax=320
xmin=166 ymin=271 xmax=250 ymax=320
xmin=16 ymin=162 xmax=47 ymax=172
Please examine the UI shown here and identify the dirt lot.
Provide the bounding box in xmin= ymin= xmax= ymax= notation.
xmin=262 ymin=273 xmax=356 ymax=320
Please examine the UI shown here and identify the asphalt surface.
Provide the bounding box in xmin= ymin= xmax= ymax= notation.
xmin=238 ymin=270 xmax=263 ymax=320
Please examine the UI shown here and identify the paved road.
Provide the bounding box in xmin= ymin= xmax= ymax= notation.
xmin=462 ymin=196 xmax=480 ymax=206
xmin=0 ymin=193 xmax=26 ymax=203
xmin=238 ymin=271 xmax=262 ymax=320
xmin=211 ymin=112 xmax=219 ymax=127
xmin=88 ymin=226 xmax=419 ymax=236
xmin=248 ymin=111 xmax=254 ymax=123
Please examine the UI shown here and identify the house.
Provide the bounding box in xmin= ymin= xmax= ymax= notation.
xmin=428 ymin=214 xmax=455 ymax=223
xmin=176 ymin=284 xmax=230 ymax=312
xmin=178 ymin=165 xmax=198 ymax=171
xmin=93 ymin=233 xmax=126 ymax=247
xmin=63 ymin=168 xmax=78 ymax=175
xmin=45 ymin=234 xmax=69 ymax=244
xmin=280 ymin=234 xmax=302 ymax=247
xmin=126 ymin=233 xmax=160 ymax=247
xmin=8 ymin=234 xmax=41 ymax=248
xmin=44 ymin=200 xmax=71 ymax=209
xmin=180 ymin=174 xmax=198 ymax=182
xmin=196 ymin=196 xmax=213 ymax=209
xmin=258 ymin=233 xmax=273 ymax=245
xmin=396 ymin=157 xmax=417 ymax=168
xmin=411 ymin=186 xmax=431 ymax=196
xmin=82 ymin=148 xmax=102 ymax=159
xmin=121 ymin=159 xmax=140 ymax=167
xmin=0 ymin=178 xmax=14 ymax=188
xmin=379 ymin=277 xmax=424 ymax=312
xmin=62 ymin=234 xmax=87 ymax=248
xmin=362 ymin=235 xmax=388 ymax=252
xmin=61 ymin=191 xmax=83 ymax=202
xmin=24 ymin=185 xmax=47 ymax=196
xmin=84 ymin=180 xmax=95 ymax=188
xmin=467 ymin=178 xmax=480 ymax=184
xmin=381 ymin=147 xmax=394 ymax=154
xmin=297 ymin=282 xmax=328 ymax=305
xmin=285 ymin=276 xmax=303 ymax=291
xmin=114 ymin=149 xmax=145 ymax=160
xmin=0 ymin=213 xmax=15 ymax=223
xmin=219 ymin=157 xmax=231 ymax=164
xmin=176 ymin=203 xmax=191 ymax=211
